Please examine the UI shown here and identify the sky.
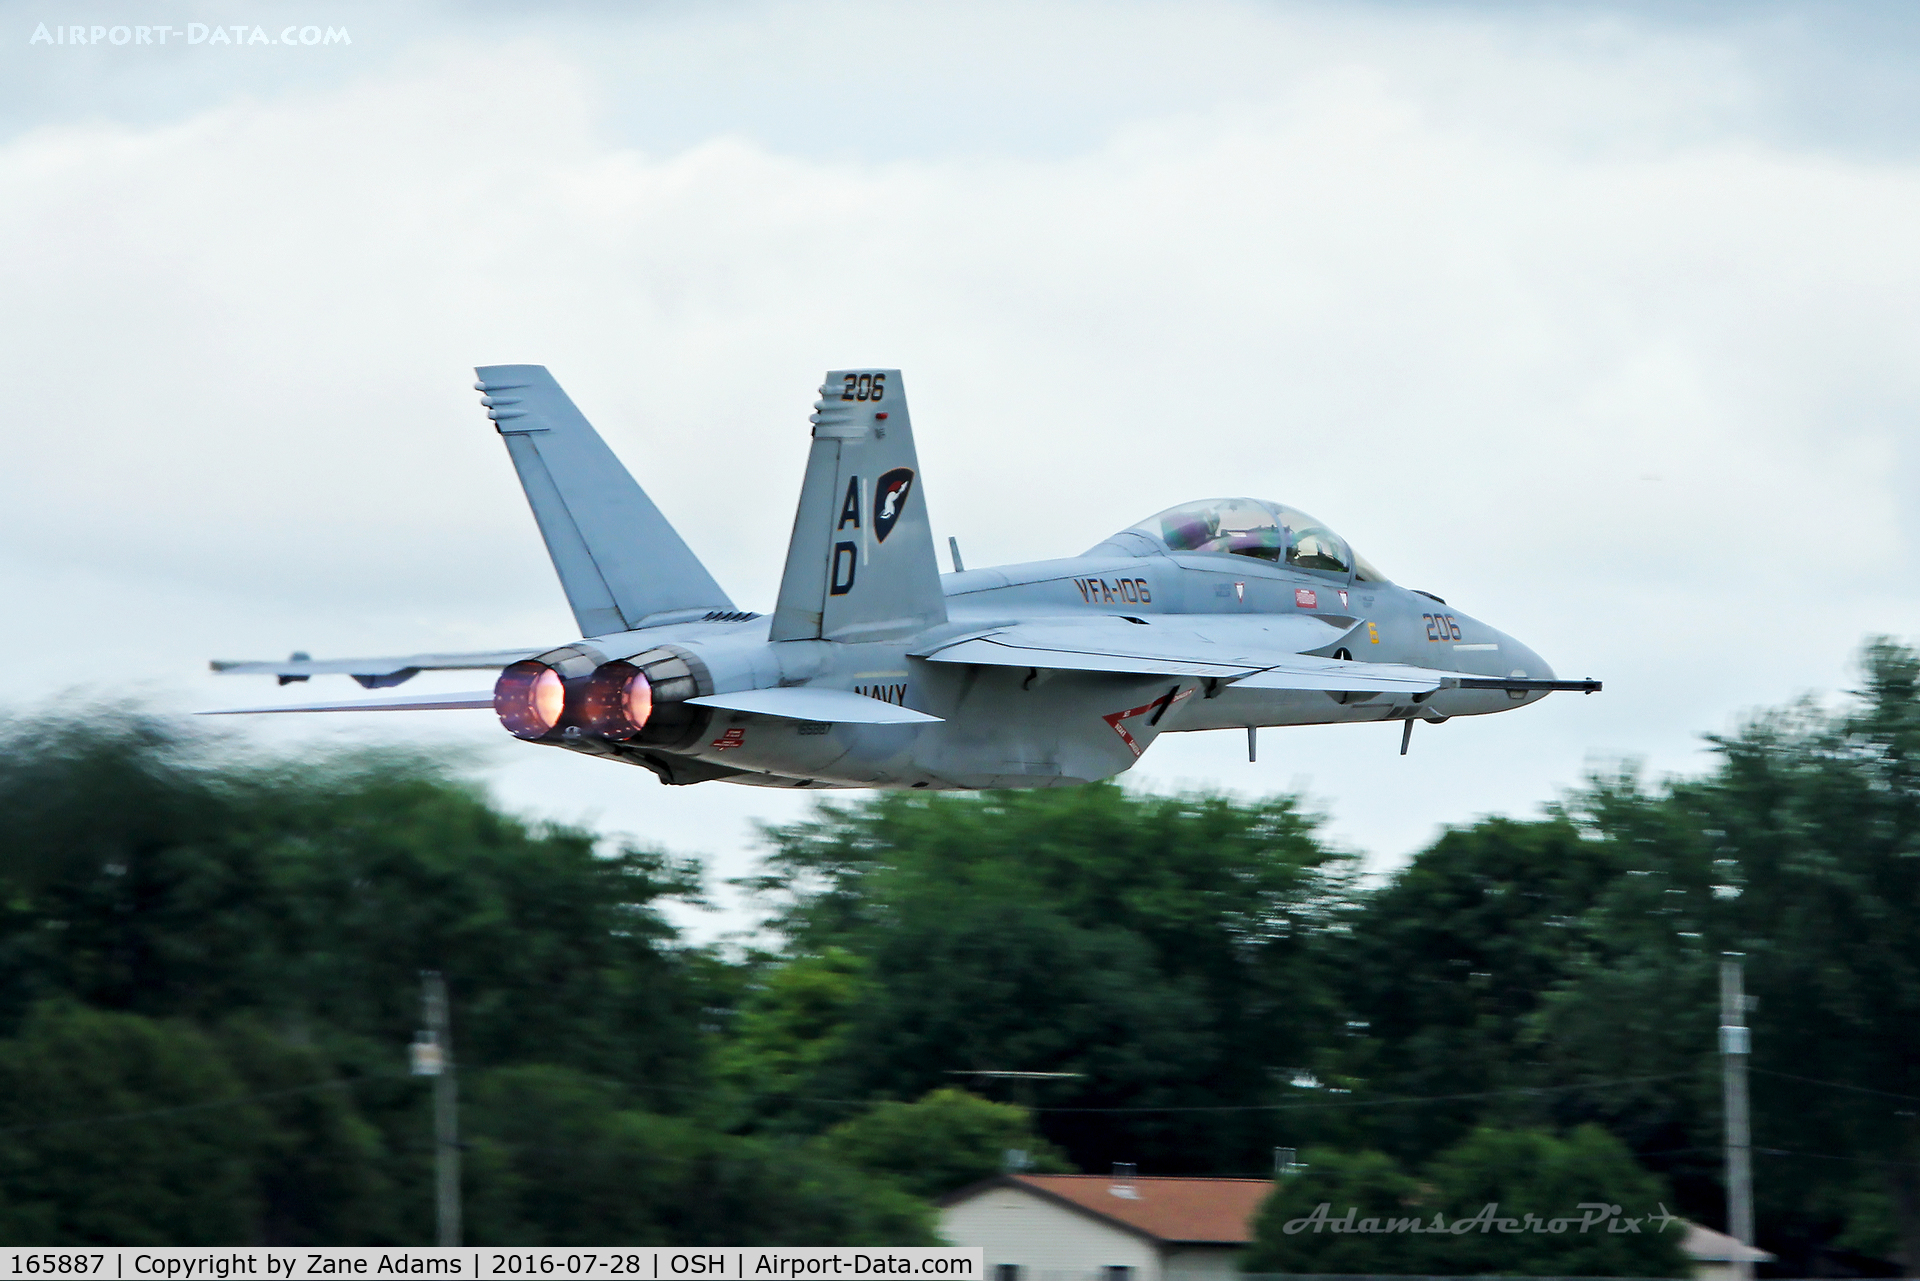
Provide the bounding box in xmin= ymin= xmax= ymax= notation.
xmin=4 ymin=0 xmax=1918 ymax=940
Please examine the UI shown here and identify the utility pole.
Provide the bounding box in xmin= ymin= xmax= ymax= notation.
xmin=411 ymin=970 xmax=461 ymax=1247
xmin=1720 ymin=953 xmax=1753 ymax=1281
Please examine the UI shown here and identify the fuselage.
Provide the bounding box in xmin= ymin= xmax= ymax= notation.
xmin=213 ymin=368 xmax=1592 ymax=785
xmin=528 ymin=544 xmax=1554 ymax=791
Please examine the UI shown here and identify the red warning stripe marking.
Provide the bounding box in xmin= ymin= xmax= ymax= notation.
xmin=1102 ymin=687 xmax=1195 ymax=757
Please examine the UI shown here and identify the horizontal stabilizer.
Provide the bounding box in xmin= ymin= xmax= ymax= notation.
xmin=211 ymin=650 xmax=539 ymax=688
xmin=200 ymin=691 xmax=496 ymax=715
xmin=686 ymin=687 xmax=941 ymax=724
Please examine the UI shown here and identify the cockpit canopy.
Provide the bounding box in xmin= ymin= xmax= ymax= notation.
xmin=1119 ymin=498 xmax=1389 ymax=582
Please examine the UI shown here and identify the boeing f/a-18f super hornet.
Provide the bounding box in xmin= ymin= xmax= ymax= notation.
xmin=210 ymin=367 xmax=1599 ymax=789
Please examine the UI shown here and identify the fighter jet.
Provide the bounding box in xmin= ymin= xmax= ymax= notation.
xmin=210 ymin=367 xmax=1598 ymax=789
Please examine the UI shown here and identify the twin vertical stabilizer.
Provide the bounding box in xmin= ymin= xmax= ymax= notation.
xmin=477 ymin=365 xmax=734 ymax=636
xmin=769 ymin=370 xmax=948 ymax=643
xmin=477 ymin=363 xmax=941 ymax=647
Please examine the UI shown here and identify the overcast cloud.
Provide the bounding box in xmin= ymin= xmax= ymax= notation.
xmin=4 ymin=1 xmax=1917 ymax=938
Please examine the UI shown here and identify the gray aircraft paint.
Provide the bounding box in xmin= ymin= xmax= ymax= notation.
xmin=769 ymin=370 xmax=948 ymax=644
xmin=209 ymin=366 xmax=1598 ymax=791
xmin=478 ymin=363 xmax=734 ymax=633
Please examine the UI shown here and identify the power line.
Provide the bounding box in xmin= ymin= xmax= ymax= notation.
xmin=661 ymin=1071 xmax=1704 ymax=1115
xmin=1751 ymin=1067 xmax=1920 ymax=1105
xmin=1754 ymin=1146 xmax=1920 ymax=1172
xmin=0 ymin=1069 xmax=1697 ymax=1136
xmin=1031 ymin=1074 xmax=1697 ymax=1114
xmin=8 ymin=1060 xmax=1913 ymax=1138
xmin=0 ymin=1075 xmax=393 ymax=1138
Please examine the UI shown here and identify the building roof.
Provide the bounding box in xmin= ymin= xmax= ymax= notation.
xmin=1682 ymin=1222 xmax=1776 ymax=1264
xmin=943 ymin=1174 xmax=1274 ymax=1246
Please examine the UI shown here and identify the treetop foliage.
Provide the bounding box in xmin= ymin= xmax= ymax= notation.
xmin=1245 ymin=1126 xmax=1689 ymax=1277
xmin=815 ymin=1088 xmax=1070 ymax=1200
xmin=738 ymin=784 xmax=1352 ymax=1171
xmin=0 ymin=708 xmax=704 ymax=1093
xmin=748 ymin=783 xmax=1346 ymax=951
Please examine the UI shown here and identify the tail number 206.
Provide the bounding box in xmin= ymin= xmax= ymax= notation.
xmin=841 ymin=373 xmax=886 ymax=401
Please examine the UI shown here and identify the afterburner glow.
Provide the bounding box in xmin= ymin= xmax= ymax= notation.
xmin=494 ymin=661 xmax=565 ymax=739
xmin=582 ymin=660 xmax=652 ymax=739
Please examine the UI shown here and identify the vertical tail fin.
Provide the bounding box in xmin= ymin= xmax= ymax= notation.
xmin=769 ymin=369 xmax=948 ymax=643
xmin=476 ymin=365 xmax=734 ymax=636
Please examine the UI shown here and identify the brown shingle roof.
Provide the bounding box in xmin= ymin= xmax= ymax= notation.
xmin=1007 ymin=1174 xmax=1273 ymax=1245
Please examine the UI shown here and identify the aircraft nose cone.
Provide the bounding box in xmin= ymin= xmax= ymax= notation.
xmin=1501 ymin=635 xmax=1554 ymax=680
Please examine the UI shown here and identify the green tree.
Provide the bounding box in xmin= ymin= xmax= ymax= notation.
xmin=0 ymin=708 xmax=723 ymax=1243
xmin=817 ymin=1088 xmax=1072 ymax=1199
xmin=716 ymin=947 xmax=869 ymax=1107
xmin=744 ymin=784 xmax=1351 ymax=1173
xmin=1533 ymin=640 xmax=1920 ymax=1269
xmin=0 ymin=709 xmax=710 ymax=1096
xmin=1422 ymin=1126 xmax=1688 ymax=1277
xmin=212 ymin=1018 xmax=396 ymax=1245
xmin=464 ymin=1066 xmax=935 ymax=1245
xmin=0 ymin=1006 xmax=265 ymax=1244
xmin=1327 ymin=815 xmax=1639 ymax=1159
xmin=1245 ymin=1126 xmax=1687 ymax=1277
xmin=1243 ymin=1147 xmax=1431 ymax=1274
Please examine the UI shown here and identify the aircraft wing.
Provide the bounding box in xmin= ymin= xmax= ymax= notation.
xmin=210 ymin=649 xmax=541 ymax=688
xmin=912 ymin=616 xmax=1358 ymax=679
xmin=1224 ymin=665 xmax=1601 ymax=694
xmin=915 ymin=620 xmax=1600 ymax=694
xmin=201 ymin=690 xmax=497 ymax=715
xmin=924 ymin=637 xmax=1442 ymax=691
xmin=923 ymin=636 xmax=1246 ymax=678
xmin=913 ymin=616 xmax=1357 ymax=678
